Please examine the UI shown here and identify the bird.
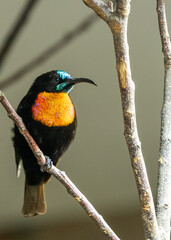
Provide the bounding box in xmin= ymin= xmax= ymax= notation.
xmin=12 ymin=70 xmax=96 ymax=217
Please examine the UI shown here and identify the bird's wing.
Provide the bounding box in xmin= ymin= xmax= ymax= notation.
xmin=15 ymin=150 xmax=22 ymax=178
xmin=16 ymin=91 xmax=33 ymax=116
xmin=13 ymin=91 xmax=34 ymax=177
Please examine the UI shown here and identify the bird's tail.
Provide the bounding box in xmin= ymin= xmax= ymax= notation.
xmin=22 ymin=180 xmax=47 ymax=217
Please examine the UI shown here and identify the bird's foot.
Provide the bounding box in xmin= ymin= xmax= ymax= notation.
xmin=40 ymin=155 xmax=53 ymax=172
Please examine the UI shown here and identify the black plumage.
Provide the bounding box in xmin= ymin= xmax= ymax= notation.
xmin=12 ymin=70 xmax=96 ymax=217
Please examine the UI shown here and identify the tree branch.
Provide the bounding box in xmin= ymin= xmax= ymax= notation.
xmin=156 ymin=0 xmax=171 ymax=63
xmin=156 ymin=1 xmax=171 ymax=239
xmin=0 ymin=0 xmax=40 ymax=71
xmin=83 ymin=0 xmax=161 ymax=239
xmin=0 ymin=90 xmax=120 ymax=240
xmin=83 ymin=0 xmax=113 ymax=22
xmin=0 ymin=14 xmax=97 ymax=90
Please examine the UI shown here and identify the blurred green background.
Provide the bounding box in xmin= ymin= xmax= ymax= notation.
xmin=0 ymin=1 xmax=170 ymax=239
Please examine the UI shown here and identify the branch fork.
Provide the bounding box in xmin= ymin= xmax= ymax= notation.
xmin=82 ymin=0 xmax=162 ymax=239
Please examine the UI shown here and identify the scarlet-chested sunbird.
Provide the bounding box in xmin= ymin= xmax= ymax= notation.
xmin=13 ymin=70 xmax=96 ymax=217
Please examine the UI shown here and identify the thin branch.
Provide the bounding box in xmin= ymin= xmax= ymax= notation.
xmin=0 ymin=0 xmax=40 ymax=70
xmin=156 ymin=1 xmax=171 ymax=239
xmin=0 ymin=90 xmax=120 ymax=240
xmin=83 ymin=0 xmax=161 ymax=239
xmin=0 ymin=14 xmax=97 ymax=90
xmin=156 ymin=0 xmax=171 ymax=63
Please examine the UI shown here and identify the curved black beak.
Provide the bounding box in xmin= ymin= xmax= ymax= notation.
xmin=68 ymin=78 xmax=97 ymax=86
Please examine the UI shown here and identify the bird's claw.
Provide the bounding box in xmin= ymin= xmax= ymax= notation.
xmin=40 ymin=155 xmax=53 ymax=172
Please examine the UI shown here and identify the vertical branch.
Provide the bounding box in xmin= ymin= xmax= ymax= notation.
xmin=156 ymin=0 xmax=171 ymax=239
xmin=0 ymin=0 xmax=40 ymax=70
xmin=83 ymin=0 xmax=160 ymax=239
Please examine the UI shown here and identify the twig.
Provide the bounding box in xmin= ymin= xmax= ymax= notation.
xmin=0 ymin=0 xmax=40 ymax=70
xmin=156 ymin=0 xmax=171 ymax=239
xmin=0 ymin=14 xmax=97 ymax=90
xmin=83 ymin=0 xmax=161 ymax=239
xmin=0 ymin=90 xmax=120 ymax=240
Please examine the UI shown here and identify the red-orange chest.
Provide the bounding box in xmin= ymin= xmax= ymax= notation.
xmin=32 ymin=92 xmax=75 ymax=127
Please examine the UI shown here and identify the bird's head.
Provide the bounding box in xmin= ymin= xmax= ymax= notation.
xmin=30 ymin=70 xmax=96 ymax=94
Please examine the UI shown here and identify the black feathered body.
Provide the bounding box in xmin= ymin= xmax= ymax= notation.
xmin=12 ymin=70 xmax=95 ymax=216
xmin=13 ymin=90 xmax=77 ymax=185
